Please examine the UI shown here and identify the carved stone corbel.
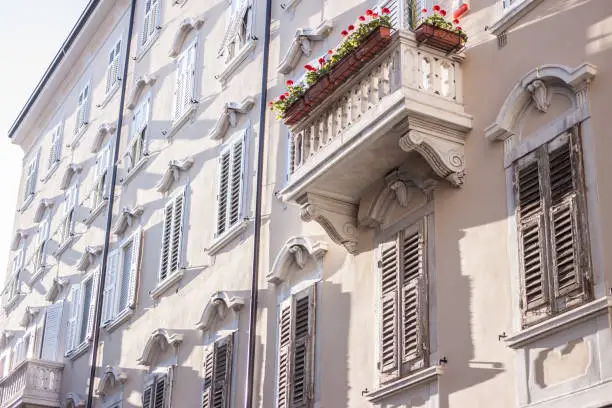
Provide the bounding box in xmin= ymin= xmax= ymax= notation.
xmin=126 ymin=75 xmax=157 ymax=110
xmin=45 ymin=277 xmax=68 ymax=302
xmin=90 ymin=122 xmax=117 ymax=153
xmin=169 ymin=16 xmax=205 ymax=57
xmin=112 ymin=206 xmax=144 ymax=236
xmin=527 ymin=79 xmax=550 ymax=113
xmin=156 ymin=157 xmax=194 ymax=193
xmin=60 ymin=163 xmax=83 ymax=190
xmin=288 ymin=245 xmax=307 ymax=269
xmin=208 ymin=97 xmax=255 ymax=140
xmin=300 ymin=193 xmax=358 ymax=254
xmin=399 ymin=129 xmax=466 ymax=187
xmin=278 ymin=20 xmax=333 ymax=74
xmin=76 ymin=245 xmax=103 ymax=272
xmin=34 ymin=198 xmax=55 ymax=223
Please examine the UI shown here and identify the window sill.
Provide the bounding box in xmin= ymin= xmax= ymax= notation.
xmin=69 ymin=124 xmax=90 ymax=150
xmin=366 ymin=365 xmax=444 ymax=402
xmin=120 ymin=156 xmax=150 ymax=185
xmin=98 ymin=84 xmax=120 ymax=109
xmin=216 ymin=39 xmax=257 ymax=84
xmin=66 ymin=341 xmax=90 ymax=361
xmin=41 ymin=162 xmax=60 ymax=184
xmin=84 ymin=200 xmax=108 ymax=226
xmin=167 ymin=104 xmax=198 ymax=140
xmin=207 ymin=219 xmax=249 ymax=256
xmin=505 ymin=296 xmax=611 ymax=349
xmin=19 ymin=195 xmax=34 ymax=213
xmin=3 ymin=294 xmax=22 ymax=312
xmin=54 ymin=236 xmax=75 ymax=258
xmin=488 ymin=0 xmax=544 ymax=36
xmin=150 ymin=270 xmax=184 ymax=299
xmin=102 ymin=308 xmax=134 ymax=333
xmin=136 ymin=33 xmax=160 ymax=62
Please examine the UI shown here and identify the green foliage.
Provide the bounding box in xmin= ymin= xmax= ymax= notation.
xmin=419 ymin=13 xmax=468 ymax=43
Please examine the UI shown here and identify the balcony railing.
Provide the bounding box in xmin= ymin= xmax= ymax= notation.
xmin=0 ymin=359 xmax=64 ymax=408
xmin=279 ymin=30 xmax=473 ymax=253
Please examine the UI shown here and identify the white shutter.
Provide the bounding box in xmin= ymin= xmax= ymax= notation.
xmin=48 ymin=124 xmax=63 ymax=169
xmin=153 ymin=372 xmax=169 ymax=408
xmin=142 ymin=380 xmax=154 ymax=408
xmin=183 ymin=41 xmax=197 ymax=112
xmin=152 ymin=0 xmax=161 ymax=33
xmin=126 ymin=228 xmax=143 ymax=308
xmin=25 ymin=152 xmax=39 ymax=199
xmin=97 ymin=144 xmax=112 ymax=199
xmin=102 ymin=250 xmax=119 ymax=324
xmin=173 ymin=54 xmax=186 ymax=120
xmin=75 ymin=84 xmax=90 ymax=134
xmin=86 ymin=270 xmax=101 ymax=341
xmin=276 ymin=302 xmax=291 ymax=408
xmin=291 ymin=286 xmax=315 ymax=407
xmin=376 ymin=0 xmax=402 ymax=28
xmin=40 ymin=302 xmax=63 ymax=361
xmin=211 ymin=334 xmax=234 ymax=408
xmin=38 ymin=216 xmax=51 ymax=267
xmin=13 ymin=339 xmax=24 ymax=366
xmin=65 ymin=285 xmax=80 ymax=354
xmin=378 ymin=237 xmax=399 ymax=382
xmin=106 ymin=39 xmax=121 ymax=93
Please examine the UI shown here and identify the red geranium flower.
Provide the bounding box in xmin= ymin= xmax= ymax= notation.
xmin=440 ymin=9 xmax=447 ymax=16
xmin=328 ymin=49 xmax=333 ymax=55
xmin=268 ymin=101 xmax=273 ymax=106
xmin=348 ymin=24 xmax=355 ymax=31
xmin=365 ymin=9 xmax=374 ymax=15
xmin=284 ymin=92 xmax=289 ymax=96
xmin=372 ymin=13 xmax=379 ymax=18
xmin=358 ymin=15 xmax=366 ymax=21
xmin=341 ymin=30 xmax=349 ymax=37
xmin=433 ymin=5 xmax=440 ymax=11
xmin=381 ymin=7 xmax=390 ymax=14
xmin=453 ymin=18 xmax=459 ymax=24
xmin=422 ymin=8 xmax=427 ymax=13
xmin=286 ymin=79 xmax=294 ymax=86
xmin=318 ymin=57 xmax=325 ymax=65
xmin=304 ymin=64 xmax=315 ymax=71
xmin=456 ymin=26 xmax=462 ymax=31
xmin=279 ymin=94 xmax=286 ymax=101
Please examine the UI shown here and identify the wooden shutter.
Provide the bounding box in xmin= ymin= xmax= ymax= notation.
xmin=202 ymin=346 xmax=214 ymax=408
xmin=41 ymin=302 xmax=63 ymax=361
xmin=212 ymin=334 xmax=234 ymax=408
xmin=86 ymin=270 xmax=101 ymax=341
xmin=65 ymin=285 xmax=80 ymax=354
xmin=515 ymin=151 xmax=549 ymax=324
xmin=75 ymin=84 xmax=90 ymax=134
xmin=292 ymin=286 xmax=316 ymax=408
xmin=378 ymin=238 xmax=399 ymax=382
xmin=276 ymin=302 xmax=292 ymax=408
xmin=142 ymin=380 xmax=154 ymax=408
xmin=228 ymin=135 xmax=245 ymax=228
xmin=127 ymin=228 xmax=143 ymax=308
xmin=547 ymin=132 xmax=590 ymax=309
xmin=400 ymin=223 xmax=427 ymax=372
xmin=102 ymin=250 xmax=119 ymax=324
xmin=170 ymin=191 xmax=185 ymax=275
xmin=216 ymin=148 xmax=231 ymax=236
xmin=159 ymin=199 xmax=174 ymax=281
xmin=153 ymin=372 xmax=168 ymax=408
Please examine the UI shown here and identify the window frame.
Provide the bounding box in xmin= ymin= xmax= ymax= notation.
xmin=140 ymin=0 xmax=161 ymax=49
xmin=47 ymin=122 xmax=64 ymax=176
xmin=74 ymin=81 xmax=91 ymax=138
xmin=126 ymin=92 xmax=152 ymax=173
xmin=23 ymin=150 xmax=40 ymax=204
xmin=59 ymin=182 xmax=79 ymax=249
xmin=172 ymin=37 xmax=198 ymax=125
xmin=105 ymin=37 xmax=123 ymax=95
xmin=91 ymin=142 xmax=112 ymax=211
xmin=65 ymin=269 xmax=99 ymax=358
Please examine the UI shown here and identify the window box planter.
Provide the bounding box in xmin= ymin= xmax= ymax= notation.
xmin=282 ymin=26 xmax=392 ymax=126
xmin=414 ymin=23 xmax=463 ymax=54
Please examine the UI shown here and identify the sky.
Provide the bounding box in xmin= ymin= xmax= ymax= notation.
xmin=0 ymin=0 xmax=89 ymax=287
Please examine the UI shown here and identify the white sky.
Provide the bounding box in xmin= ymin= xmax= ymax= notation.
xmin=0 ymin=0 xmax=89 ymax=287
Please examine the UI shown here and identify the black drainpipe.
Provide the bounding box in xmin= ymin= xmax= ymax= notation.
xmin=245 ymin=0 xmax=272 ymax=406
xmin=86 ymin=0 xmax=137 ymax=406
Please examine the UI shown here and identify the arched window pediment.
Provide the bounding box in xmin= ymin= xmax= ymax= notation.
xmin=96 ymin=365 xmax=127 ymax=397
xmin=33 ymin=198 xmax=55 ymax=223
xmin=168 ymin=16 xmax=205 ymax=58
xmin=267 ymin=237 xmax=328 ymax=284
xmin=126 ymin=75 xmax=157 ymax=110
xmin=137 ymin=329 xmax=184 ymax=367
xmin=59 ymin=163 xmax=82 ymax=190
xmin=195 ymin=291 xmax=245 ymax=331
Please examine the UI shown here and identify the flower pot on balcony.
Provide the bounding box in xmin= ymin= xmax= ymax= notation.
xmin=284 ymin=98 xmax=310 ymax=126
xmin=356 ymin=26 xmax=392 ymax=61
xmin=304 ymin=75 xmax=332 ymax=107
xmin=414 ymin=23 xmax=462 ymax=54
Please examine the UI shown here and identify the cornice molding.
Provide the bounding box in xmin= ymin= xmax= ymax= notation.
xmin=96 ymin=365 xmax=127 ymax=397
xmin=10 ymin=227 xmax=35 ymax=251
xmin=45 ymin=277 xmax=68 ymax=302
xmin=209 ymin=97 xmax=255 ymax=140
xmin=19 ymin=306 xmax=42 ymax=327
xmin=277 ymin=19 xmax=333 ymax=74
xmin=155 ymin=157 xmax=194 ymax=193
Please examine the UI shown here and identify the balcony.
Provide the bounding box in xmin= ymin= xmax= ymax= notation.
xmin=0 ymin=360 xmax=64 ymax=408
xmin=279 ymin=30 xmax=472 ymax=253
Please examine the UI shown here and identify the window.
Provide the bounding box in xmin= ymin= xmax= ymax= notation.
xmin=40 ymin=302 xmax=63 ymax=361
xmin=127 ymin=94 xmax=151 ymax=172
xmin=141 ymin=0 xmax=161 ymax=47
xmin=276 ymin=285 xmax=316 ymax=408
xmin=48 ymin=123 xmax=63 ymax=170
xmin=378 ymin=220 xmax=428 ymax=384
xmin=142 ymin=368 xmax=172 ymax=408
xmin=75 ymin=83 xmax=90 ymax=135
xmin=33 ymin=213 xmax=51 ymax=275
xmin=92 ymin=143 xmax=112 ymax=209
xmin=173 ymin=40 xmax=197 ymax=122
xmin=376 ymin=0 xmax=403 ymax=28
xmin=220 ymin=0 xmax=252 ymax=63
xmin=514 ymin=130 xmax=591 ymax=327
xmin=23 ymin=152 xmax=40 ymax=202
xmin=503 ymin=0 xmax=523 ymax=9
xmin=7 ymin=241 xmax=26 ymax=300
xmin=159 ymin=189 xmax=185 ymax=282
xmin=106 ymin=39 xmax=122 ymax=94
xmin=102 ymin=228 xmax=142 ymax=326
xmin=202 ymin=334 xmax=234 ymax=408
xmin=215 ymin=133 xmax=246 ymax=238
xmin=12 ymin=333 xmax=30 ymax=368
xmin=66 ymin=271 xmax=99 ymax=356
xmin=60 ymin=184 xmax=79 ymax=246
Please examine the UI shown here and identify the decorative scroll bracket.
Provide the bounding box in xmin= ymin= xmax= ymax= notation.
xmin=33 ymin=198 xmax=55 ymax=223
xmin=156 ymin=157 xmax=194 ymax=193
xmin=209 ymin=97 xmax=255 ymax=140
xmin=59 ymin=164 xmax=83 ymax=190
xmin=278 ymin=20 xmax=334 ymax=74
xmin=126 ymin=75 xmax=157 ymax=110
xmin=90 ymin=122 xmax=117 ymax=153
xmin=137 ymin=329 xmax=184 ymax=366
xmin=76 ymin=245 xmax=103 ymax=272
xmin=194 ymin=291 xmax=245 ymax=332
xmin=45 ymin=277 xmax=68 ymax=302
xmin=112 ymin=206 xmax=144 ymax=236
xmin=169 ymin=16 xmax=205 ymax=57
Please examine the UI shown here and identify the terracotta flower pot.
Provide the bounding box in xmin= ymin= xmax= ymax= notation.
xmin=356 ymin=26 xmax=392 ymax=61
xmin=305 ymin=75 xmax=332 ymax=107
xmin=414 ymin=23 xmax=462 ymax=54
xmin=284 ymin=98 xmax=310 ymax=126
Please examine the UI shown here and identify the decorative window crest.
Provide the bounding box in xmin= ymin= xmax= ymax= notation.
xmin=195 ymin=291 xmax=245 ymax=331
xmin=45 ymin=277 xmax=68 ymax=302
xmin=126 ymin=75 xmax=157 ymax=110
xmin=59 ymin=163 xmax=82 ymax=190
xmin=65 ymin=393 xmax=85 ymax=408
xmin=96 ymin=365 xmax=127 ymax=397
xmin=10 ymin=227 xmax=34 ymax=250
xmin=112 ymin=206 xmax=144 ymax=236
xmin=19 ymin=306 xmax=42 ymax=327
xmin=76 ymin=245 xmax=103 ymax=272
xmin=33 ymin=198 xmax=55 ymax=223
xmin=155 ymin=157 xmax=194 ymax=193
xmin=208 ymin=97 xmax=255 ymax=140
xmin=90 ymin=123 xmax=117 ymax=153
xmin=168 ymin=16 xmax=205 ymax=57
xmin=278 ymin=20 xmax=334 ymax=74
xmin=137 ymin=329 xmax=184 ymax=366
xmin=267 ymin=236 xmax=328 ymax=284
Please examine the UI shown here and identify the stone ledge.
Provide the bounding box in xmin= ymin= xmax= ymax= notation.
xmin=366 ymin=365 xmax=444 ymax=403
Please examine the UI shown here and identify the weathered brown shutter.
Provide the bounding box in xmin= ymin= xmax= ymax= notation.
xmin=202 ymin=346 xmax=214 ymax=408
xmin=292 ymin=286 xmax=315 ymax=408
xmin=276 ymin=303 xmax=292 ymax=408
xmin=212 ymin=334 xmax=233 ymax=408
xmin=153 ymin=373 xmax=168 ymax=408
xmin=378 ymin=238 xmax=399 ymax=383
xmin=547 ymin=132 xmax=590 ymax=310
xmin=515 ymin=151 xmax=550 ymax=325
xmin=142 ymin=382 xmax=154 ymax=408
xmin=400 ymin=222 xmax=427 ymax=372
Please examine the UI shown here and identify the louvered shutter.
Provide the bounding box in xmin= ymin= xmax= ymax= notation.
xmin=376 ymin=0 xmax=402 ymax=28
xmin=142 ymin=380 xmax=154 ymax=408
xmin=159 ymin=199 xmax=174 ymax=281
xmin=152 ymin=0 xmax=161 ymax=32
xmin=276 ymin=302 xmax=292 ymax=408
xmin=86 ymin=270 xmax=100 ymax=341
xmin=202 ymin=346 xmax=214 ymax=408
xmin=173 ymin=54 xmax=186 ymax=120
xmin=102 ymin=250 xmax=119 ymax=324
xmin=142 ymin=0 xmax=152 ymax=45
xmin=378 ymin=238 xmax=399 ymax=382
xmin=48 ymin=124 xmax=63 ymax=169
xmin=38 ymin=215 xmax=51 ymax=267
xmin=228 ymin=135 xmax=245 ymax=228
xmin=212 ymin=334 xmax=234 ymax=408
xmin=75 ymin=85 xmax=90 ymax=134
xmin=183 ymin=41 xmax=197 ymax=112
xmin=27 ymin=151 xmax=40 ymax=198
xmin=153 ymin=372 xmax=168 ymax=408
xmin=400 ymin=223 xmax=427 ymax=372
xmin=126 ymin=228 xmax=143 ymax=308
xmin=548 ymin=132 xmax=589 ymax=309
xmin=170 ymin=191 xmax=184 ymax=275
xmin=65 ymin=285 xmax=80 ymax=354
xmin=515 ymin=151 xmax=549 ymax=324
xmin=106 ymin=40 xmax=121 ymax=93
xmin=41 ymin=302 xmax=63 ymax=361
xmin=216 ymin=148 xmax=231 ymax=237
xmin=292 ymin=286 xmax=315 ymax=408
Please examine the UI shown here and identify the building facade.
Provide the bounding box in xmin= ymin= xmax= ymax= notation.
xmin=2 ymin=0 xmax=612 ymax=407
